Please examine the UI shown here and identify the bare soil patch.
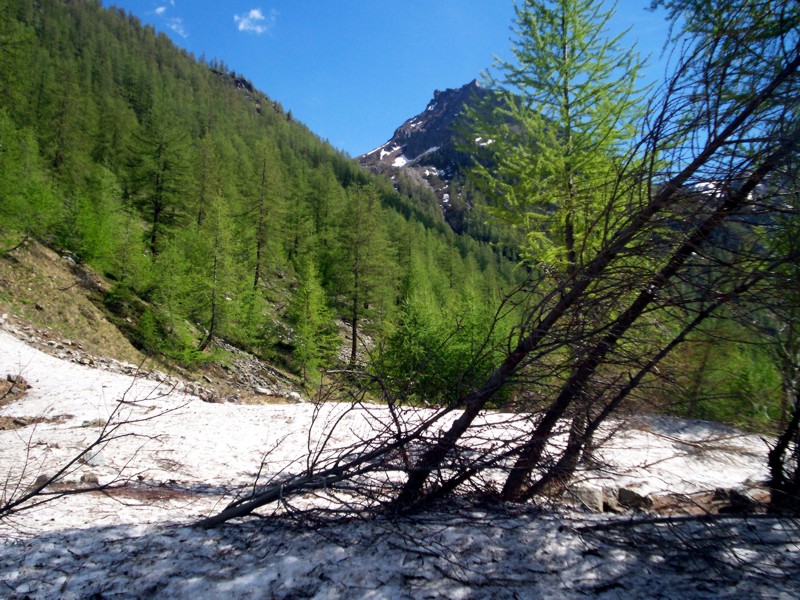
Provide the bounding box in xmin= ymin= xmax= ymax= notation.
xmin=0 ymin=375 xmax=28 ymax=409
xmin=0 ymin=413 xmax=68 ymax=431
xmin=651 ymin=488 xmax=771 ymax=516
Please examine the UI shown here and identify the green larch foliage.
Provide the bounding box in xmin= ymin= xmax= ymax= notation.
xmin=0 ymin=109 xmax=58 ymax=250
xmin=128 ymin=97 xmax=190 ymax=258
xmin=468 ymin=0 xmax=645 ymax=274
xmin=287 ymin=255 xmax=339 ymax=381
xmin=335 ymin=184 xmax=395 ymax=364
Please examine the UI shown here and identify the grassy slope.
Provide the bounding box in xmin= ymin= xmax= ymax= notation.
xmin=0 ymin=241 xmax=143 ymax=365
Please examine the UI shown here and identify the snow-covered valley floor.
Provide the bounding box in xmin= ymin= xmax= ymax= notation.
xmin=1 ymin=329 xmax=798 ymax=599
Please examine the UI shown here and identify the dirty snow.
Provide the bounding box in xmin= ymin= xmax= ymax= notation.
xmin=1 ymin=330 xmax=798 ymax=598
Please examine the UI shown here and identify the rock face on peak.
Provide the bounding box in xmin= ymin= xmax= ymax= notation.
xmin=359 ymin=80 xmax=498 ymax=232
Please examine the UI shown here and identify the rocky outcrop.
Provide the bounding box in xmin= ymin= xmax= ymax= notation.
xmin=359 ymin=80 xmax=501 ymax=232
xmin=209 ymin=338 xmax=304 ymax=403
xmin=360 ymin=80 xmax=488 ymax=175
xmin=563 ymin=483 xmax=770 ymax=516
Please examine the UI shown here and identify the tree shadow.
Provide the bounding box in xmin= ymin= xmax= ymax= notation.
xmin=2 ymin=501 xmax=798 ymax=599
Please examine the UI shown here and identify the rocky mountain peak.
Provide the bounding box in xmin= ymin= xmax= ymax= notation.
xmin=358 ymin=80 xmax=496 ymax=232
xmin=360 ymin=79 xmax=486 ymax=174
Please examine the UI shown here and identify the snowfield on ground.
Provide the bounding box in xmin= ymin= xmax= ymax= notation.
xmin=1 ymin=329 xmax=798 ymax=598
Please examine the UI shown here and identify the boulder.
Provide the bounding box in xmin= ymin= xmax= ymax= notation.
xmin=716 ymin=488 xmax=758 ymax=514
xmin=80 ymin=473 xmax=100 ymax=486
xmin=603 ymin=491 xmax=625 ymax=513
xmin=567 ymin=485 xmax=605 ymax=512
xmin=618 ymin=487 xmax=653 ymax=509
xmin=31 ymin=473 xmax=51 ymax=492
xmin=79 ymin=449 xmax=106 ymax=467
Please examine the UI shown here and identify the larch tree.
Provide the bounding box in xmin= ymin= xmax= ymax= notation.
xmin=397 ymin=0 xmax=800 ymax=508
xmin=0 ymin=109 xmax=57 ymax=251
xmin=250 ymin=137 xmax=284 ymax=290
xmin=308 ymin=164 xmax=345 ymax=285
xmin=128 ymin=97 xmax=189 ymax=259
xmin=287 ymin=254 xmax=338 ymax=382
xmin=195 ymin=187 xmax=234 ymax=352
xmin=337 ymin=184 xmax=391 ymax=365
xmin=463 ymin=0 xmax=648 ymax=495
xmin=191 ymin=135 xmax=233 ymax=352
xmin=468 ymin=0 xmax=645 ymax=276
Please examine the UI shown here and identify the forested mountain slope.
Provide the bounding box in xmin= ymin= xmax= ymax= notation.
xmin=0 ymin=0 xmax=520 ymax=378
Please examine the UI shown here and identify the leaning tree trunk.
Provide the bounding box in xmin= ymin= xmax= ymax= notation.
xmin=516 ymin=268 xmax=777 ymax=503
xmin=501 ymin=155 xmax=784 ymax=502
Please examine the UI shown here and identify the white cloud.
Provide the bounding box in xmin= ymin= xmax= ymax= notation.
xmin=234 ymin=8 xmax=276 ymax=35
xmin=166 ymin=17 xmax=188 ymax=38
xmin=153 ymin=2 xmax=186 ymax=38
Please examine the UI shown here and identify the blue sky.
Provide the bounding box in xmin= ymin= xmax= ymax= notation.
xmin=105 ymin=1 xmax=672 ymax=157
